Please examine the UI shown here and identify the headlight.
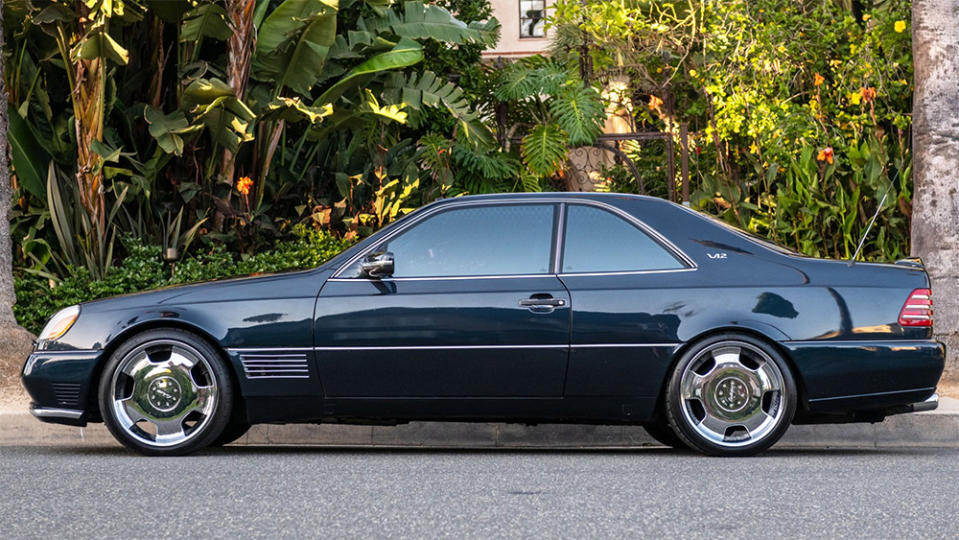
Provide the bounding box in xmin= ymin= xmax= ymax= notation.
xmin=38 ymin=305 xmax=80 ymax=342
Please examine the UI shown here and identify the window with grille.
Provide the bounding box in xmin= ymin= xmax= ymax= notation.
xmin=519 ymin=0 xmax=546 ymax=38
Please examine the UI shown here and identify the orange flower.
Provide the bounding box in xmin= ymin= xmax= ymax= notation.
xmin=236 ymin=176 xmax=253 ymax=195
xmin=648 ymin=95 xmax=664 ymax=114
xmin=813 ymin=73 xmax=825 ymax=86
xmin=816 ymin=147 xmax=834 ymax=165
xmin=860 ymin=86 xmax=877 ymax=103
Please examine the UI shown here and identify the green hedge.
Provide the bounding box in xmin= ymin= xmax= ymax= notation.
xmin=14 ymin=226 xmax=354 ymax=335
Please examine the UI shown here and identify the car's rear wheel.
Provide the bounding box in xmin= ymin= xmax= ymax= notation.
xmin=664 ymin=333 xmax=796 ymax=456
xmin=98 ymin=329 xmax=234 ymax=456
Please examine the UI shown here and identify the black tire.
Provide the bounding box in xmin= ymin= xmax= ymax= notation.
xmin=98 ymin=328 xmax=234 ymax=456
xmin=642 ymin=422 xmax=689 ymax=449
xmin=664 ymin=333 xmax=796 ymax=457
xmin=210 ymin=420 xmax=250 ymax=447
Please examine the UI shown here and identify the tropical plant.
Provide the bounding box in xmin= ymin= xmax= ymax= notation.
xmin=548 ymin=0 xmax=915 ymax=261
xmin=489 ymin=56 xmax=606 ymax=184
xmin=3 ymin=0 xmax=501 ymax=281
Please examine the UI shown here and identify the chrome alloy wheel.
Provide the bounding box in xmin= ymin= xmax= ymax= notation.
xmin=679 ymin=340 xmax=786 ymax=447
xmin=109 ymin=340 xmax=218 ymax=447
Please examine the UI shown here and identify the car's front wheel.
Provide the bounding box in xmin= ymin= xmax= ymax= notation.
xmin=98 ymin=329 xmax=234 ymax=456
xmin=664 ymin=333 xmax=796 ymax=456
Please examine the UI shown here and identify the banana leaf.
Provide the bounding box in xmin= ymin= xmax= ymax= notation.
xmin=7 ymin=105 xmax=49 ymax=199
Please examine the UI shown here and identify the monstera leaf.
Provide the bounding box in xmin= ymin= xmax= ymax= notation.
xmin=521 ymin=123 xmax=569 ymax=177
xmin=550 ymin=85 xmax=605 ymax=146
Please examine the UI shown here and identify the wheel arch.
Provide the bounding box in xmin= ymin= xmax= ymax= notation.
xmin=86 ymin=319 xmax=245 ymax=422
xmin=652 ymin=326 xmax=808 ymax=418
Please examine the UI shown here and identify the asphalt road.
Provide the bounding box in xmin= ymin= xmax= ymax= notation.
xmin=1 ymin=445 xmax=957 ymax=539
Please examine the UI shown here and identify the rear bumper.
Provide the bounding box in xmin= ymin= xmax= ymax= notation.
xmin=21 ymin=349 xmax=103 ymax=427
xmin=783 ymin=339 xmax=945 ymax=415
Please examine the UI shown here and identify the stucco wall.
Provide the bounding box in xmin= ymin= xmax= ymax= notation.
xmin=483 ymin=0 xmax=553 ymax=59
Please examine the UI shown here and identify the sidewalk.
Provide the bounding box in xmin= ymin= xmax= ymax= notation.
xmin=2 ymin=397 xmax=958 ymax=449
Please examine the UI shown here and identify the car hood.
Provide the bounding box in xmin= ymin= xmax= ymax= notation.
xmin=80 ymin=268 xmax=331 ymax=313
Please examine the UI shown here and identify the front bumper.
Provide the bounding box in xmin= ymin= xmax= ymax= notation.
xmin=21 ymin=349 xmax=103 ymax=427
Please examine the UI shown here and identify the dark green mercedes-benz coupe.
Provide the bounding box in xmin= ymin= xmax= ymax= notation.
xmin=22 ymin=193 xmax=944 ymax=456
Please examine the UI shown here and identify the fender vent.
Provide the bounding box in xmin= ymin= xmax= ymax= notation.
xmin=52 ymin=383 xmax=81 ymax=407
xmin=240 ymin=352 xmax=310 ymax=379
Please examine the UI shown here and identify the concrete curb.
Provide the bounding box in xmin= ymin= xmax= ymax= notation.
xmin=2 ymin=398 xmax=958 ymax=449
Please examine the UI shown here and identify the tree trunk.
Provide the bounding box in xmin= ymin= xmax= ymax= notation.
xmin=0 ymin=2 xmax=38 ymax=398
xmin=911 ymin=0 xmax=959 ymax=387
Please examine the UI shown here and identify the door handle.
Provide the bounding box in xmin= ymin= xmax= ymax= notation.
xmin=519 ymin=298 xmax=566 ymax=307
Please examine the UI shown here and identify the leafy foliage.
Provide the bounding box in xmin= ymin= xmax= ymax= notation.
xmin=521 ymin=124 xmax=570 ymax=178
xmin=549 ymin=0 xmax=914 ymax=260
xmin=13 ymin=226 xmax=354 ymax=334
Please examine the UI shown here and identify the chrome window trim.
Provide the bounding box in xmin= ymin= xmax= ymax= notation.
xmin=327 ymin=274 xmax=553 ymax=283
xmin=559 ymin=267 xmax=699 ymax=278
xmin=561 ymin=202 xmax=697 ymax=273
xmin=331 ymin=197 xmax=697 ymax=280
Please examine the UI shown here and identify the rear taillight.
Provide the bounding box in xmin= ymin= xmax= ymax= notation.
xmin=899 ymin=288 xmax=933 ymax=327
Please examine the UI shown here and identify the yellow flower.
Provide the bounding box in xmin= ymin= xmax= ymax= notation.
xmin=862 ymin=13 xmax=871 ymax=22
xmin=849 ymin=90 xmax=862 ymax=105
xmin=894 ymin=20 xmax=907 ymax=33
xmin=236 ymin=176 xmax=253 ymax=196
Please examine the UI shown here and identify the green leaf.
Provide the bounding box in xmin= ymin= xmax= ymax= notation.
xmin=361 ymin=1 xmax=498 ymax=46
xmin=182 ymin=79 xmax=256 ymax=152
xmin=521 ymin=123 xmax=569 ymax=177
xmin=180 ymin=3 xmax=232 ymax=42
xmin=144 ymin=0 xmax=191 ymax=23
xmin=75 ymin=26 xmax=130 ymax=64
xmin=314 ymin=37 xmax=423 ymax=106
xmin=144 ymin=107 xmax=199 ymax=156
xmin=550 ymin=85 xmax=605 ymax=146
xmin=253 ymin=0 xmax=339 ymax=96
xmin=364 ymin=89 xmax=407 ymax=123
xmin=7 ymin=106 xmax=49 ymax=199
xmin=382 ymin=70 xmax=491 ymax=144
xmin=260 ymin=97 xmax=334 ymax=124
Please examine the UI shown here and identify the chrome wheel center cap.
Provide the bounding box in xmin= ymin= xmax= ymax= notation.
xmin=715 ymin=376 xmax=750 ymax=412
xmin=147 ymin=376 xmax=182 ymax=412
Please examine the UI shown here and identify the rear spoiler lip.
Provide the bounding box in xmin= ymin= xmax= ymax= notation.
xmin=894 ymin=257 xmax=925 ymax=269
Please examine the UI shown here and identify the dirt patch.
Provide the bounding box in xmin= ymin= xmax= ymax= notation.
xmin=0 ymin=325 xmax=35 ymax=410
xmin=937 ymin=381 xmax=959 ymax=399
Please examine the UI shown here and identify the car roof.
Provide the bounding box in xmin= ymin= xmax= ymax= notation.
xmin=428 ymin=192 xmax=669 ymax=207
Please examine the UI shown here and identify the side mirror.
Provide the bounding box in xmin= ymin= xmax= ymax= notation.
xmin=360 ymin=251 xmax=394 ymax=278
